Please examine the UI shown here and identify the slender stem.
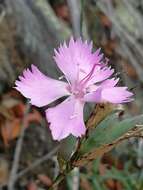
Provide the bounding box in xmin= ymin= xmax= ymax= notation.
xmin=72 ymin=167 xmax=80 ymax=190
xmin=49 ymin=173 xmax=65 ymax=190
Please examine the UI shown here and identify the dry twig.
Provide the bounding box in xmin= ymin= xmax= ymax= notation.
xmin=7 ymin=103 xmax=31 ymax=190
xmin=16 ymin=145 xmax=60 ymax=180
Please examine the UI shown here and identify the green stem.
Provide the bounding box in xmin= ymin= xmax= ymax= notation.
xmin=49 ymin=173 xmax=65 ymax=190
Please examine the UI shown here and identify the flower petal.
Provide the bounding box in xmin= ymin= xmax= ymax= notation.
xmin=84 ymin=86 xmax=133 ymax=104
xmin=101 ymin=87 xmax=134 ymax=103
xmin=84 ymin=88 xmax=102 ymax=103
xmin=46 ymin=97 xmax=86 ymax=141
xmin=86 ymin=66 xmax=114 ymax=86
xmin=54 ymin=37 xmax=103 ymax=83
xmin=100 ymin=78 xmax=119 ymax=87
xmin=84 ymin=78 xmax=119 ymax=101
xmin=85 ymin=78 xmax=132 ymax=103
xmin=15 ymin=65 xmax=69 ymax=107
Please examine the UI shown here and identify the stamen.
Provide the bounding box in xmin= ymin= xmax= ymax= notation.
xmin=79 ymin=63 xmax=101 ymax=87
xmin=88 ymin=66 xmax=108 ymax=82
xmin=58 ymin=75 xmax=64 ymax=80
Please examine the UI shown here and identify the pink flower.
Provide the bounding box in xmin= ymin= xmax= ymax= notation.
xmin=15 ymin=38 xmax=133 ymax=141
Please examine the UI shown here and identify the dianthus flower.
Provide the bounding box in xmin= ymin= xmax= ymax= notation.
xmin=15 ymin=38 xmax=133 ymax=140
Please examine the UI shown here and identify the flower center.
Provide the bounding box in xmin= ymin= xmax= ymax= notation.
xmin=66 ymin=63 xmax=102 ymax=99
xmin=67 ymin=84 xmax=85 ymax=99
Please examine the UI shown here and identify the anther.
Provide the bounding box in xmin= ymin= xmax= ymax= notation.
xmin=59 ymin=75 xmax=64 ymax=80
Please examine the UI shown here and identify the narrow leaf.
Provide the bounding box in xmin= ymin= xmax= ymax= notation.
xmin=73 ymin=126 xmax=143 ymax=166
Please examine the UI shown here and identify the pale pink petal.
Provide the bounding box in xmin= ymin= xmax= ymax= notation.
xmin=15 ymin=65 xmax=69 ymax=107
xmin=84 ymin=86 xmax=133 ymax=104
xmin=46 ymin=97 xmax=86 ymax=141
xmin=54 ymin=37 xmax=103 ymax=83
xmin=84 ymin=88 xmax=102 ymax=102
xmin=87 ymin=78 xmax=119 ymax=92
xmin=100 ymin=78 xmax=119 ymax=87
xmin=84 ymin=78 xmax=132 ymax=103
xmin=101 ymin=87 xmax=134 ymax=103
xmin=86 ymin=66 xmax=114 ymax=86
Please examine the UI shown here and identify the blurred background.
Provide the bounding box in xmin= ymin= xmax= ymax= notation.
xmin=0 ymin=0 xmax=143 ymax=189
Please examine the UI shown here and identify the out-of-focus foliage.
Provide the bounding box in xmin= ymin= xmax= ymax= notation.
xmin=83 ymin=158 xmax=143 ymax=190
xmin=81 ymin=114 xmax=143 ymax=154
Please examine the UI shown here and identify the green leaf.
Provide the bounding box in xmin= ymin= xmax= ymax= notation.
xmin=57 ymin=135 xmax=77 ymax=171
xmin=80 ymin=114 xmax=143 ymax=154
